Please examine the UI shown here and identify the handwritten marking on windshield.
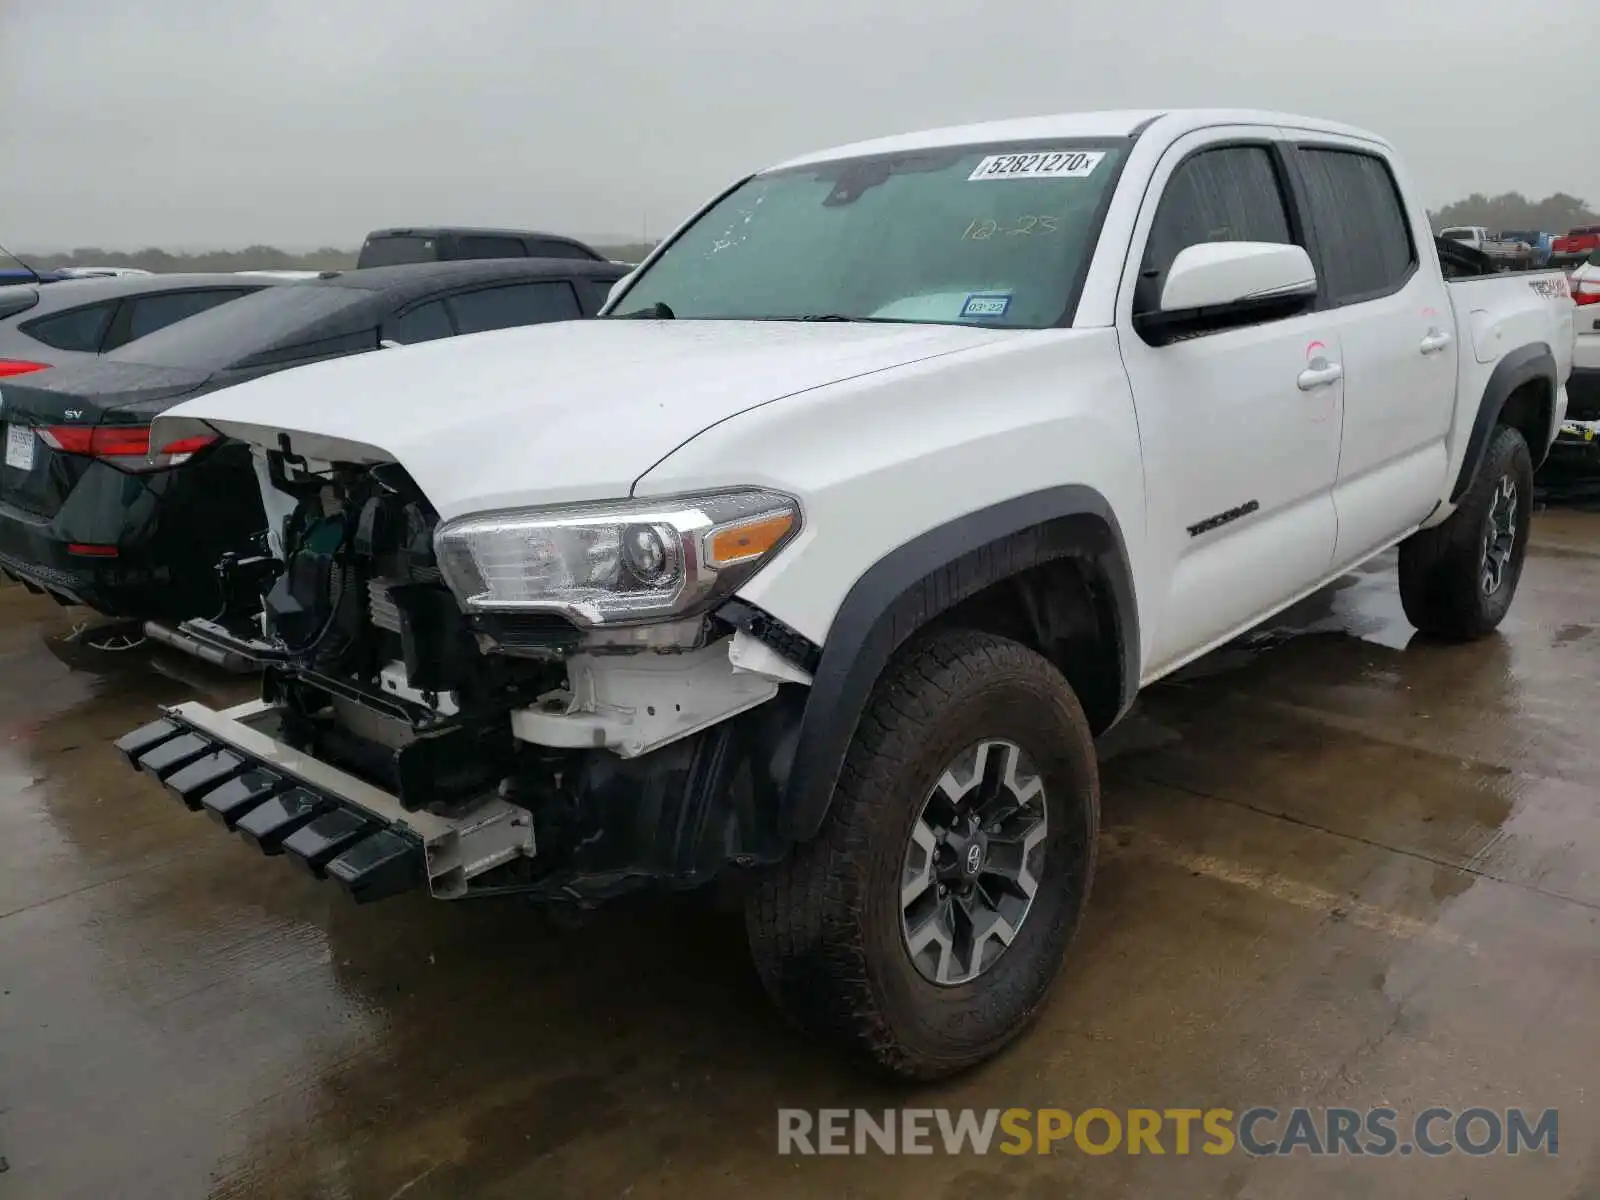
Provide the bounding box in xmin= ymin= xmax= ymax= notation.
xmin=962 ymin=215 xmax=1060 ymax=240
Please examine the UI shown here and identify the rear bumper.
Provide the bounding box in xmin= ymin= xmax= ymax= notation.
xmin=114 ymin=699 xmax=535 ymax=902
xmin=0 ymin=444 xmax=262 ymax=620
xmin=0 ymin=505 xmax=180 ymax=619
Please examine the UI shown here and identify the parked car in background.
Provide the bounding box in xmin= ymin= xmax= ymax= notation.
xmin=1563 ymin=249 xmax=1599 ymax=417
xmin=1545 ymin=249 xmax=1600 ymax=471
xmin=0 ymin=257 xmax=627 ymax=632
xmin=0 ymin=272 xmax=286 ymax=378
xmin=54 ymin=267 xmax=155 ymax=279
xmin=1550 ymin=225 xmax=1600 ymax=271
xmin=1438 ymin=226 xmax=1534 ymax=269
xmin=1497 ymin=230 xmax=1554 ymax=268
xmin=0 ymin=268 xmax=72 ymax=286
xmin=117 ymin=109 xmax=1571 ymax=1079
xmin=357 ymin=227 xmax=607 ymax=269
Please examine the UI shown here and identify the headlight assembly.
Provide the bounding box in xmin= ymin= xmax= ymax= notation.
xmin=434 ymin=489 xmax=801 ymax=626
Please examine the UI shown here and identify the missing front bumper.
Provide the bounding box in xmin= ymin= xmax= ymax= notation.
xmin=114 ymin=699 xmax=535 ymax=902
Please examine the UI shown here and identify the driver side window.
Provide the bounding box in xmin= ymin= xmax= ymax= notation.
xmin=1138 ymin=145 xmax=1295 ymax=312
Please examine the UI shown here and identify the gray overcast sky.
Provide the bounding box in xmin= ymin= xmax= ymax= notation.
xmin=2 ymin=0 xmax=1593 ymax=250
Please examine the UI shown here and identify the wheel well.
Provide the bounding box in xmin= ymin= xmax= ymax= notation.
xmin=1499 ymin=378 xmax=1553 ymax=467
xmin=930 ymin=556 xmax=1123 ymax=733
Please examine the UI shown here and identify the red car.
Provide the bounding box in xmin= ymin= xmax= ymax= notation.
xmin=1552 ymin=225 xmax=1600 ymax=261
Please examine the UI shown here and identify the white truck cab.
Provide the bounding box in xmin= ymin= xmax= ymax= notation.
xmin=118 ymin=109 xmax=1573 ymax=1079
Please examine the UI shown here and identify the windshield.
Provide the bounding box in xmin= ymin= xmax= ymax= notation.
xmin=616 ymin=140 xmax=1129 ymax=328
xmin=1440 ymin=229 xmax=1473 ymax=242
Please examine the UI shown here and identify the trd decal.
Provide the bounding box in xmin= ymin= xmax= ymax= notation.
xmin=1187 ymin=500 xmax=1260 ymax=538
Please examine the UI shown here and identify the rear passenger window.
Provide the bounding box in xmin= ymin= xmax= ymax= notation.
xmin=1295 ymin=149 xmax=1416 ymax=304
xmin=21 ymin=301 xmax=117 ymax=352
xmin=1141 ymin=145 xmax=1295 ymax=302
xmin=446 ymin=282 xmax=583 ymax=334
xmin=456 ymin=236 xmax=528 ymax=260
xmin=120 ymin=289 xmax=252 ymax=344
xmin=526 ymin=239 xmax=597 ymax=261
xmin=384 ymin=299 xmax=455 ymax=345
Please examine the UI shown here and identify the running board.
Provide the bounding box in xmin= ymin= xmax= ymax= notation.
xmin=114 ymin=700 xmax=535 ymax=901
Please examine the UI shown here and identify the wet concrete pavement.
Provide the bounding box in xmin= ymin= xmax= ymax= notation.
xmin=3 ymin=512 xmax=1599 ymax=1200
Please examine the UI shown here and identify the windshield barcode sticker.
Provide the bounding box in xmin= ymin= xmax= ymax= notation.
xmin=968 ymin=151 xmax=1105 ymax=181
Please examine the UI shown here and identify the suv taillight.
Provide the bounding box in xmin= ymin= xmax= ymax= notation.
xmin=35 ymin=425 xmax=218 ymax=472
xmin=1574 ymin=280 xmax=1600 ymax=306
xmin=0 ymin=359 xmax=48 ymax=378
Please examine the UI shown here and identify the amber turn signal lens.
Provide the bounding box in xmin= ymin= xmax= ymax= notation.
xmin=705 ymin=511 xmax=796 ymax=568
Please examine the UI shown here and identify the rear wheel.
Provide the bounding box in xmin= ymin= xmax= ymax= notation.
xmin=1398 ymin=423 xmax=1533 ymax=640
xmin=745 ymin=628 xmax=1099 ymax=1079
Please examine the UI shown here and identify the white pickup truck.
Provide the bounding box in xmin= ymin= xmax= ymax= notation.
xmin=1438 ymin=225 xmax=1535 ymax=270
xmin=115 ymin=109 xmax=1574 ymax=1079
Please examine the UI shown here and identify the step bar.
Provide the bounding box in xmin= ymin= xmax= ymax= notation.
xmin=115 ymin=699 xmax=535 ymax=901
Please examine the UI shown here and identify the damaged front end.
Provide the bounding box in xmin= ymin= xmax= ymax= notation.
xmin=116 ymin=439 xmax=817 ymax=906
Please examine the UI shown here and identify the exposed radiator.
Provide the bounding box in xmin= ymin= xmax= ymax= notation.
xmin=367 ymin=578 xmax=402 ymax=633
xmin=367 ymin=569 xmax=443 ymax=634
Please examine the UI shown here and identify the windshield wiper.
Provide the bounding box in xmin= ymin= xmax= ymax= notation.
xmin=609 ymin=302 xmax=675 ymax=319
xmin=771 ymin=314 xmax=920 ymax=324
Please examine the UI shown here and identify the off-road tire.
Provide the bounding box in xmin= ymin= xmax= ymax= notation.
xmin=745 ymin=628 xmax=1100 ymax=1080
xmin=1398 ymin=423 xmax=1534 ymax=640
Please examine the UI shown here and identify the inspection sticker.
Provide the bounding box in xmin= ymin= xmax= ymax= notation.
xmin=968 ymin=151 xmax=1105 ymax=181
xmin=961 ymin=293 xmax=1012 ymax=318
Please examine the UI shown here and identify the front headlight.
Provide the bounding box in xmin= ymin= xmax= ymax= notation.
xmin=434 ymin=488 xmax=801 ymax=626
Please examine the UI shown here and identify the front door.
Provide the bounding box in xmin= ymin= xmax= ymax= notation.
xmin=1116 ymin=132 xmax=1345 ymax=676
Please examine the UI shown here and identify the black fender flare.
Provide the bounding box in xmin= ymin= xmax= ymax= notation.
xmin=778 ymin=485 xmax=1139 ymax=843
xmin=1449 ymin=343 xmax=1557 ymax=502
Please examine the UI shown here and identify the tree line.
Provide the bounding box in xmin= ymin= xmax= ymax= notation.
xmin=15 ymin=191 xmax=1600 ymax=274
xmin=1428 ymin=192 xmax=1597 ymax=233
xmin=16 ymin=242 xmax=659 ymax=274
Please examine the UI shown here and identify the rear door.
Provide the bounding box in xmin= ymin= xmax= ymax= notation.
xmin=1286 ymin=138 xmax=1457 ymax=567
xmin=381 ymin=298 xmax=456 ymax=346
xmin=442 ymin=281 xmax=583 ymax=334
xmin=1117 ymin=130 xmax=1346 ymax=673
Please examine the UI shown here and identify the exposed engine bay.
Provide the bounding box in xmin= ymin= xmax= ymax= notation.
xmin=161 ymin=441 xmax=808 ymax=904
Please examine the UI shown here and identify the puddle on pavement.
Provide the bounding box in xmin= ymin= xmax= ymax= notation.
xmin=2 ymin=510 xmax=1599 ymax=1199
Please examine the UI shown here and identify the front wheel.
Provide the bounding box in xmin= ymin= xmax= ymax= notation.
xmin=1398 ymin=423 xmax=1534 ymax=640
xmin=745 ymin=628 xmax=1100 ymax=1079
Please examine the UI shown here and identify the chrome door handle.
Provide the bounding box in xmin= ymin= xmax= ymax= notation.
xmin=1297 ymin=362 xmax=1344 ymax=391
xmin=1420 ymin=331 xmax=1453 ymax=355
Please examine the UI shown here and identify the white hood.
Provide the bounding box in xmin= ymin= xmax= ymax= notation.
xmin=153 ymin=319 xmax=1009 ymax=520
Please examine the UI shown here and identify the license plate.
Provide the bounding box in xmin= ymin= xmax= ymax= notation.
xmin=4 ymin=424 xmax=35 ymax=471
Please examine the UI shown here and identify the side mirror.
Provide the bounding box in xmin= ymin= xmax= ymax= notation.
xmin=1135 ymin=242 xmax=1317 ymax=344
